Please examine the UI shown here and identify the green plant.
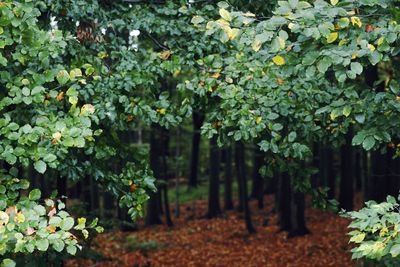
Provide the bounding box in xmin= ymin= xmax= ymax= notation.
xmin=344 ymin=195 xmax=400 ymax=266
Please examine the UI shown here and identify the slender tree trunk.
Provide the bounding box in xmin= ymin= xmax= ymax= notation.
xmin=162 ymin=131 xmax=173 ymax=227
xmin=320 ymin=146 xmax=336 ymax=199
xmin=207 ymin=136 xmax=221 ymax=218
xmin=387 ymin=150 xmax=400 ymax=197
xmin=235 ymin=142 xmax=256 ymax=234
xmin=278 ymin=172 xmax=291 ymax=232
xmin=289 ymin=177 xmax=309 ymax=237
xmin=354 ymin=148 xmax=362 ymax=192
xmin=146 ymin=124 xmax=163 ymax=226
xmin=236 ymin=147 xmax=244 ymax=212
xmin=189 ymin=111 xmax=204 ymax=188
xmin=368 ymin=152 xmax=387 ymax=202
xmin=339 ymin=130 xmax=354 ymax=210
xmin=57 ymin=176 xmax=67 ymax=198
xmin=312 ymin=143 xmax=320 ymax=188
xmin=224 ymin=146 xmax=234 ymax=210
xmin=251 ymin=149 xmax=264 ymax=209
xmin=363 ymin=66 xmax=387 ymax=202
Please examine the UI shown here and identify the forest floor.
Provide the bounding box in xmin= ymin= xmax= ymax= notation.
xmin=66 ymin=194 xmax=359 ymax=267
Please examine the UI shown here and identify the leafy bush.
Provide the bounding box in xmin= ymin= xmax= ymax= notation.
xmin=344 ymin=195 xmax=400 ymax=266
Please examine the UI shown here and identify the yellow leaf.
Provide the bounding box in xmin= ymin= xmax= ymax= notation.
xmin=377 ymin=37 xmax=385 ymax=46
xmin=223 ymin=27 xmax=240 ymax=41
xmin=80 ymin=104 xmax=95 ymax=116
xmin=47 ymin=225 xmax=56 ymax=233
xmin=219 ymin=9 xmax=232 ymax=21
xmin=338 ymin=38 xmax=348 ymax=46
xmin=351 ymin=52 xmax=358 ymax=59
xmin=277 ymin=37 xmax=285 ymax=50
xmin=243 ymin=12 xmax=256 ymax=17
xmin=159 ymin=50 xmax=171 ymax=60
xmin=351 ymin=16 xmax=362 ymax=28
xmin=347 ymin=10 xmax=356 ymax=16
xmin=330 ymin=0 xmax=339 ymax=5
xmin=256 ymin=116 xmax=262 ymax=124
xmin=0 ymin=211 xmax=9 ymax=226
xmin=326 ymin=32 xmax=338 ymax=43
xmin=252 ymin=39 xmax=262 ymax=52
xmin=78 ymin=217 xmax=86 ymax=226
xmin=14 ymin=212 xmax=25 ymax=224
xmin=288 ymin=23 xmax=295 ymax=30
xmin=157 ymin=108 xmax=166 ymax=115
xmin=210 ymin=72 xmax=221 ymax=79
xmin=368 ymin=44 xmax=376 ymax=51
xmin=272 ymin=56 xmax=285 ymax=66
xmin=52 ymin=132 xmax=62 ymax=141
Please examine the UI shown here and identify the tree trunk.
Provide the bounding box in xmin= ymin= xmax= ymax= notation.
xmin=354 ymin=148 xmax=362 ymax=192
xmin=224 ymin=146 xmax=234 ymax=210
xmin=320 ymin=146 xmax=336 ymax=199
xmin=339 ymin=130 xmax=354 ymax=210
xmin=188 ymin=111 xmax=204 ymax=188
xmin=277 ymin=172 xmax=291 ymax=232
xmin=364 ymin=65 xmax=387 ymax=202
xmin=251 ymin=149 xmax=264 ymax=209
xmin=145 ymin=124 xmax=163 ymax=226
xmin=289 ymin=182 xmax=309 ymax=237
xmin=235 ymin=142 xmax=256 ymax=234
xmin=162 ymin=131 xmax=173 ymax=227
xmin=367 ymin=152 xmax=387 ymax=202
xmin=207 ymin=135 xmax=222 ymax=218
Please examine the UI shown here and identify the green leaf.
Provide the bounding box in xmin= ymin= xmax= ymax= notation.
xmin=219 ymin=9 xmax=232 ymax=21
xmin=52 ymin=240 xmax=65 ymax=252
xmin=1 ymin=259 xmax=16 ymax=267
xmin=29 ymin=189 xmax=41 ymax=201
xmin=362 ymin=136 xmax=376 ymax=150
xmin=302 ymin=51 xmax=319 ymax=65
xmin=390 ymin=244 xmax=400 ymax=257
xmin=355 ymin=114 xmax=365 ymax=124
xmin=350 ymin=233 xmax=365 ymax=243
xmin=343 ymin=106 xmax=352 ymax=117
xmin=288 ymin=132 xmax=297 ymax=142
xmin=352 ymin=133 xmax=366 ymax=145
xmin=43 ymin=154 xmax=57 ymax=163
xmin=317 ymin=57 xmax=332 ymax=73
xmin=36 ymin=239 xmax=49 ymax=251
xmin=66 ymin=245 xmax=77 ymax=255
xmin=350 ymin=62 xmax=363 ymax=75
xmin=61 ymin=217 xmax=75 ymax=231
xmin=56 ymin=70 xmax=70 ymax=85
xmin=22 ymin=87 xmax=30 ymax=96
xmin=34 ymin=160 xmax=47 ymax=174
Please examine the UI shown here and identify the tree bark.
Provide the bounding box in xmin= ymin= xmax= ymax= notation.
xmin=145 ymin=124 xmax=163 ymax=226
xmin=277 ymin=172 xmax=291 ymax=232
xmin=224 ymin=146 xmax=234 ymax=210
xmin=289 ymin=183 xmax=309 ymax=237
xmin=188 ymin=111 xmax=204 ymax=188
xmin=320 ymin=146 xmax=336 ymax=199
xmin=251 ymin=149 xmax=264 ymax=209
xmin=339 ymin=130 xmax=354 ymax=210
xmin=235 ymin=142 xmax=256 ymax=234
xmin=207 ymin=135 xmax=222 ymax=218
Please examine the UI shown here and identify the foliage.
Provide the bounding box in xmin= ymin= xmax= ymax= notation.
xmin=190 ymin=0 xmax=400 ymax=262
xmin=344 ymin=195 xmax=400 ymax=266
xmin=0 ymin=1 xmax=150 ymax=265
